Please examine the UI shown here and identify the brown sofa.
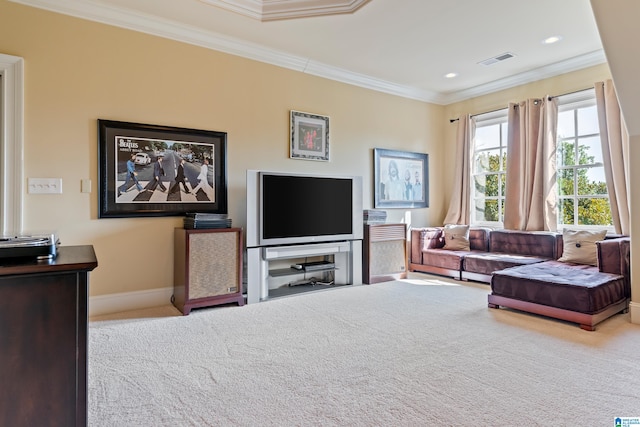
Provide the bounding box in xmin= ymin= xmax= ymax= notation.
xmin=408 ymin=226 xmax=488 ymax=280
xmin=409 ymin=227 xmax=560 ymax=282
xmin=489 ymin=237 xmax=630 ymax=330
xmin=409 ymin=227 xmax=630 ymax=330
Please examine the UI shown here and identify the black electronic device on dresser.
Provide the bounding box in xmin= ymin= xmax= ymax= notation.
xmin=0 ymin=233 xmax=58 ymax=260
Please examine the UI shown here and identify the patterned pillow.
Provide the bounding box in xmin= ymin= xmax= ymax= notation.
xmin=558 ymin=229 xmax=608 ymax=266
xmin=442 ymin=224 xmax=470 ymax=251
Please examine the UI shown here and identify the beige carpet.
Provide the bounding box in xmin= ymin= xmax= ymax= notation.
xmin=89 ymin=274 xmax=640 ymax=426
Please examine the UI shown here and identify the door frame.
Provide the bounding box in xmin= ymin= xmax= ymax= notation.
xmin=0 ymin=53 xmax=24 ymax=235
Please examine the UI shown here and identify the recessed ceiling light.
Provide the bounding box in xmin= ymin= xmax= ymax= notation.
xmin=445 ymin=72 xmax=457 ymax=79
xmin=543 ymin=36 xmax=562 ymax=44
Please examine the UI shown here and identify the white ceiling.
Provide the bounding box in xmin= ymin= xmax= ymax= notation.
xmin=12 ymin=0 xmax=606 ymax=104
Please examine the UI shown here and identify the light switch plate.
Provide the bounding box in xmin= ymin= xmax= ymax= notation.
xmin=28 ymin=178 xmax=63 ymax=194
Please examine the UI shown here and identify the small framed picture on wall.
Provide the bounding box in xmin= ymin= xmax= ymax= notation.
xmin=290 ymin=110 xmax=330 ymax=161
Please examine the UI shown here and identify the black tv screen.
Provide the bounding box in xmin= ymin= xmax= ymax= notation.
xmin=262 ymin=174 xmax=353 ymax=240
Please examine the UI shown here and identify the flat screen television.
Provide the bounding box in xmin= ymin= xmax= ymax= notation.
xmin=246 ymin=170 xmax=363 ymax=247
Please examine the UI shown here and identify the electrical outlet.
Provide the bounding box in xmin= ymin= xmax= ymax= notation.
xmin=28 ymin=178 xmax=63 ymax=194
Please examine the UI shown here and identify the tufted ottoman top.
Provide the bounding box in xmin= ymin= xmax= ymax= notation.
xmin=491 ymin=260 xmax=626 ymax=314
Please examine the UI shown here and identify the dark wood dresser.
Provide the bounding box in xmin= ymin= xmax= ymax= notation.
xmin=0 ymin=245 xmax=98 ymax=427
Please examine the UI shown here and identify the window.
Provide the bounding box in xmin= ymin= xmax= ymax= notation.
xmin=469 ymin=89 xmax=611 ymax=231
xmin=556 ymin=89 xmax=612 ymax=229
xmin=471 ymin=110 xmax=508 ymax=226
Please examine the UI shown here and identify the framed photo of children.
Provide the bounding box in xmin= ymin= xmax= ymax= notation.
xmin=290 ymin=110 xmax=330 ymax=161
xmin=98 ymin=119 xmax=228 ymax=218
xmin=373 ymin=148 xmax=429 ymax=209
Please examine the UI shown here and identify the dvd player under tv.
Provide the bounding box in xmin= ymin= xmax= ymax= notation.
xmin=300 ymin=260 xmax=335 ymax=271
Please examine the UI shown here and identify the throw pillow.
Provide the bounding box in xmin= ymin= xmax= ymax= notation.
xmin=442 ymin=224 xmax=470 ymax=251
xmin=558 ymin=228 xmax=608 ymax=266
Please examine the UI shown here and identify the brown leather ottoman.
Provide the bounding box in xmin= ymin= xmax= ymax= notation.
xmin=488 ymin=260 xmax=628 ymax=330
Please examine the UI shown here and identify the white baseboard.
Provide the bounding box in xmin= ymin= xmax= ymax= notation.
xmin=89 ymin=286 xmax=174 ymax=318
xmin=629 ymin=301 xmax=640 ymax=326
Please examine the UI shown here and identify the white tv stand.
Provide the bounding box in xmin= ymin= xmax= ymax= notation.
xmin=246 ymin=240 xmax=362 ymax=304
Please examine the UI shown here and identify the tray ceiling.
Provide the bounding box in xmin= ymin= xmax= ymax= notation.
xmin=199 ymin=0 xmax=371 ymax=21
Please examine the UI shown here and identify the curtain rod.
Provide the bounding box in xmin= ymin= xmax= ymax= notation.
xmin=448 ymin=86 xmax=595 ymax=123
xmin=449 ymin=106 xmax=507 ymax=123
xmin=548 ymin=86 xmax=595 ymax=100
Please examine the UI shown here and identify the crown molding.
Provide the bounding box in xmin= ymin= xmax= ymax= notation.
xmin=198 ymin=0 xmax=371 ymax=21
xmin=9 ymin=0 xmax=608 ymax=105
xmin=302 ymin=60 xmax=440 ymax=102
xmin=439 ymin=50 xmax=607 ymax=104
xmin=9 ymin=0 xmax=309 ymax=71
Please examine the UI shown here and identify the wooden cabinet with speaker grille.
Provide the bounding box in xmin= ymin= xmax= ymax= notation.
xmin=173 ymin=228 xmax=244 ymax=314
xmin=363 ymin=223 xmax=408 ymax=284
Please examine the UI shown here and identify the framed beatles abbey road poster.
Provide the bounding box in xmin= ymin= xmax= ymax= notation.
xmin=98 ymin=119 xmax=228 ymax=218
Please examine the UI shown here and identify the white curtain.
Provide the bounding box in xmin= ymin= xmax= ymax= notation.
xmin=595 ymin=80 xmax=630 ymax=235
xmin=443 ymin=114 xmax=474 ymax=225
xmin=503 ymin=97 xmax=558 ymax=231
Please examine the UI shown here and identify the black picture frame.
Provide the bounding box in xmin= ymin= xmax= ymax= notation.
xmin=98 ymin=119 xmax=227 ymax=218
xmin=374 ymin=148 xmax=429 ymax=209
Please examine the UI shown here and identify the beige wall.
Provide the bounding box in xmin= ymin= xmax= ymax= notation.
xmin=0 ymin=2 xmax=443 ymax=299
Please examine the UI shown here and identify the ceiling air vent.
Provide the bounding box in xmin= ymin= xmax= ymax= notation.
xmin=478 ymin=52 xmax=516 ymax=66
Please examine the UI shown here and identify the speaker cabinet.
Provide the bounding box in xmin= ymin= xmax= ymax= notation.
xmin=363 ymin=223 xmax=408 ymax=284
xmin=173 ymin=228 xmax=244 ymax=314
